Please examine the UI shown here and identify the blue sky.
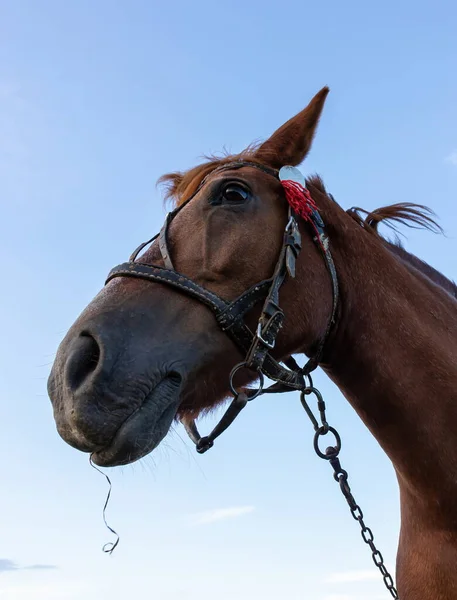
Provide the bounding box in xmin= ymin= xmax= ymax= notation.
xmin=1 ymin=1 xmax=457 ymax=599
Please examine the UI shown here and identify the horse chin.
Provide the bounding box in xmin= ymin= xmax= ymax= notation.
xmin=91 ymin=376 xmax=182 ymax=467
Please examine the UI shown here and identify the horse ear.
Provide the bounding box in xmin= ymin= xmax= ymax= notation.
xmin=254 ymin=87 xmax=329 ymax=169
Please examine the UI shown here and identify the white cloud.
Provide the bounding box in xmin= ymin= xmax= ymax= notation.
xmin=0 ymin=559 xmax=57 ymax=573
xmin=0 ymin=558 xmax=17 ymax=573
xmin=327 ymin=569 xmax=380 ymax=583
xmin=191 ymin=505 xmax=255 ymax=525
xmin=445 ymin=150 xmax=457 ymax=166
xmin=323 ymin=595 xmax=353 ymax=600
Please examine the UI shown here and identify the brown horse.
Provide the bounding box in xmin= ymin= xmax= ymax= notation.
xmin=48 ymin=88 xmax=457 ymax=599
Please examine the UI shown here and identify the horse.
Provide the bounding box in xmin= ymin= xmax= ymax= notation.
xmin=48 ymin=87 xmax=457 ymax=599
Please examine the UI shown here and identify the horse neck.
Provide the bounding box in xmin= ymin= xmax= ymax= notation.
xmin=312 ymin=199 xmax=457 ymax=510
xmin=387 ymin=240 xmax=457 ymax=300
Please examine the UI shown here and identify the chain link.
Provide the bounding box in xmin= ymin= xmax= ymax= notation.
xmin=300 ymin=387 xmax=399 ymax=599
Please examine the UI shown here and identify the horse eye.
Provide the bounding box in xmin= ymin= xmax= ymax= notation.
xmin=221 ymin=185 xmax=250 ymax=204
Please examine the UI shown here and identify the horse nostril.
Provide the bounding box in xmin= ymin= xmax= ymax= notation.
xmin=65 ymin=333 xmax=102 ymax=392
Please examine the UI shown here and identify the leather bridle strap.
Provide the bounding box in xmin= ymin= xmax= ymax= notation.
xmin=106 ymin=257 xmax=307 ymax=389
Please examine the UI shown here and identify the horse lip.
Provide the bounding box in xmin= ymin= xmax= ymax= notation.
xmin=90 ymin=375 xmax=181 ymax=467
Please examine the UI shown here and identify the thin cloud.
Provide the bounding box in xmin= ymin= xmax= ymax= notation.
xmin=0 ymin=559 xmax=57 ymax=574
xmin=0 ymin=559 xmax=18 ymax=573
xmin=191 ymin=505 xmax=255 ymax=525
xmin=327 ymin=569 xmax=380 ymax=583
xmin=445 ymin=150 xmax=457 ymax=166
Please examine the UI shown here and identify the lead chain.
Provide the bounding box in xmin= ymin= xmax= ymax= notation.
xmin=300 ymin=387 xmax=399 ymax=599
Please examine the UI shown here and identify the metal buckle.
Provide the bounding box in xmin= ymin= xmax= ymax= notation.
xmin=256 ymin=322 xmax=275 ymax=349
xmin=285 ymin=214 xmax=296 ymax=234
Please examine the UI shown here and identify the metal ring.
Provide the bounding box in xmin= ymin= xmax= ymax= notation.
xmin=313 ymin=426 xmax=342 ymax=459
xmin=304 ymin=372 xmax=313 ymax=389
xmin=229 ymin=362 xmax=264 ymax=400
xmin=301 ymin=385 xmax=322 ymax=400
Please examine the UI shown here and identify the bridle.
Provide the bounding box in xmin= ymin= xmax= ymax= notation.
xmin=105 ymin=161 xmax=339 ymax=452
xmin=103 ymin=161 xmax=400 ymax=597
xmin=106 ymin=161 xmax=339 ymax=451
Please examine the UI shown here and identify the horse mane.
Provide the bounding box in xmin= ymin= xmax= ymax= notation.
xmin=158 ymin=146 xmax=261 ymax=207
xmin=345 ymin=199 xmax=457 ymax=299
xmin=346 ymin=203 xmax=443 ymax=236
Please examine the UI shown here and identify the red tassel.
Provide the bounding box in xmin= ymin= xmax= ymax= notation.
xmin=281 ymin=179 xmax=317 ymax=222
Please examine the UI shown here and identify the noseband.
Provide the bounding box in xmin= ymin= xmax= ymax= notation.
xmin=106 ymin=161 xmax=339 ymax=453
